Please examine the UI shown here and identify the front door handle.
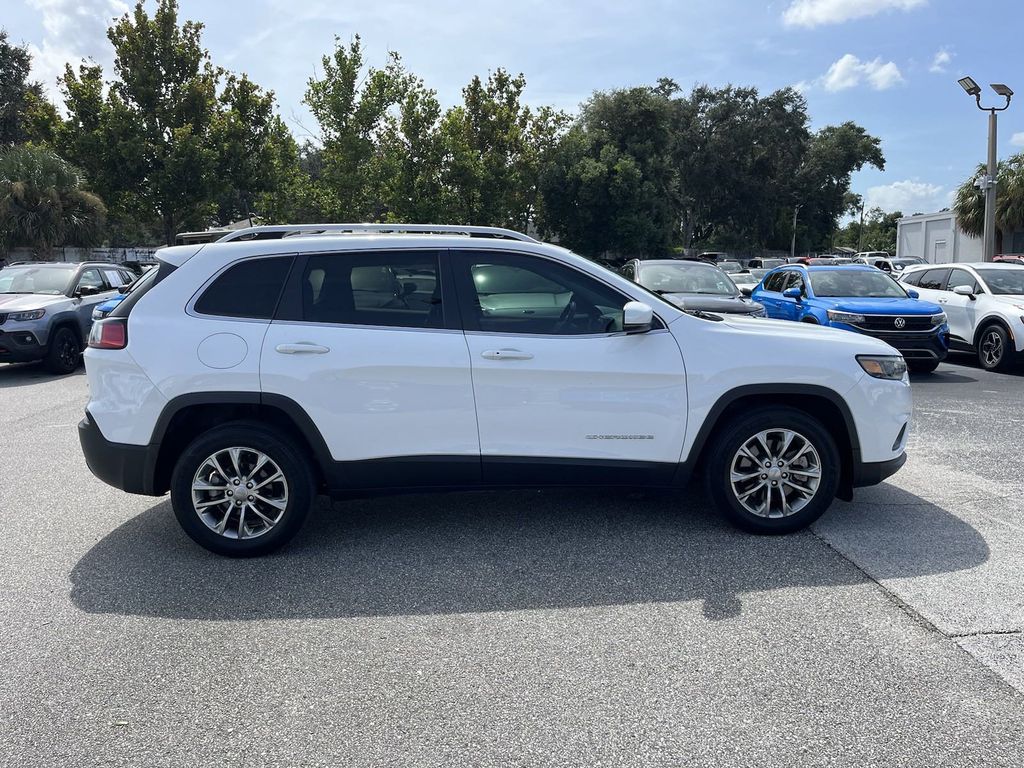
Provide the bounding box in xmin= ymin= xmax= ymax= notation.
xmin=481 ymin=349 xmax=533 ymax=361
xmin=275 ymin=342 xmax=330 ymax=355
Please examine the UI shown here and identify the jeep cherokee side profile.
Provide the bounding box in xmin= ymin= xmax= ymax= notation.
xmin=79 ymin=224 xmax=912 ymax=556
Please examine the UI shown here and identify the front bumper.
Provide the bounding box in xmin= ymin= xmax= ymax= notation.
xmin=832 ymin=322 xmax=949 ymax=362
xmin=78 ymin=410 xmax=162 ymax=496
xmin=0 ymin=329 xmax=46 ymax=363
xmin=853 ymin=451 xmax=907 ymax=488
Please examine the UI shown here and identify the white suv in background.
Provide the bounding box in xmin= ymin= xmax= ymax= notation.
xmin=900 ymin=263 xmax=1024 ymax=370
xmin=79 ymin=224 xmax=912 ymax=556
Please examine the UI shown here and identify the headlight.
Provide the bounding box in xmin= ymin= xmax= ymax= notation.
xmin=857 ymin=355 xmax=908 ymax=380
xmin=931 ymin=312 xmax=947 ymax=326
xmin=827 ymin=309 xmax=865 ymax=324
xmin=8 ymin=309 xmax=46 ymax=322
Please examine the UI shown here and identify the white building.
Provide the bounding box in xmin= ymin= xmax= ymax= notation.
xmin=896 ymin=210 xmax=982 ymax=264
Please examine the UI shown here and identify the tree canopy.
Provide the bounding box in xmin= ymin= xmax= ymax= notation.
xmin=2 ymin=2 xmax=888 ymax=255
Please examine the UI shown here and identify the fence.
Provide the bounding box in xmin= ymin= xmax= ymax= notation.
xmin=3 ymin=246 xmax=160 ymax=264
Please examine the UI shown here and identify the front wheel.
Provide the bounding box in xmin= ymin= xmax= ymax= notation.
xmin=170 ymin=423 xmax=315 ymax=556
xmin=43 ymin=326 xmax=81 ymax=374
xmin=704 ymin=407 xmax=841 ymax=534
xmin=977 ymin=324 xmax=1013 ymax=371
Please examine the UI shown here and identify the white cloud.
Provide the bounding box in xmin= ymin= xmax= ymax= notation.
xmin=783 ymin=0 xmax=927 ymax=28
xmin=866 ymin=180 xmax=946 ymax=213
xmin=821 ymin=54 xmax=904 ymax=92
xmin=25 ymin=0 xmax=127 ymax=99
xmin=929 ymin=48 xmax=952 ymax=73
xmin=1011 ymin=132 xmax=1024 ymax=148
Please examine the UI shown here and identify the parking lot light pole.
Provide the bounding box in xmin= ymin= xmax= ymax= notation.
xmin=958 ymin=77 xmax=1013 ymax=262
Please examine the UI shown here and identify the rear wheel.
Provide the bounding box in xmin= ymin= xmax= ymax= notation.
xmin=170 ymin=423 xmax=315 ymax=556
xmin=908 ymin=359 xmax=940 ymax=374
xmin=42 ymin=326 xmax=81 ymax=374
xmin=704 ymin=407 xmax=841 ymax=534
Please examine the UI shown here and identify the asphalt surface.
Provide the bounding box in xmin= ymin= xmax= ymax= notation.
xmin=1 ymin=354 xmax=1022 ymax=766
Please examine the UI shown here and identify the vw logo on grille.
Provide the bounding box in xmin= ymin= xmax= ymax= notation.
xmin=894 ymin=317 xmax=906 ymax=329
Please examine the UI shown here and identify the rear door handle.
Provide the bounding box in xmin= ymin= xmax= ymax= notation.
xmin=275 ymin=342 xmax=330 ymax=355
xmin=481 ymin=349 xmax=533 ymax=361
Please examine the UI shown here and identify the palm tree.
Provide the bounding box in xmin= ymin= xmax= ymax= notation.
xmin=953 ymin=152 xmax=1024 ymax=253
xmin=0 ymin=144 xmax=106 ymax=259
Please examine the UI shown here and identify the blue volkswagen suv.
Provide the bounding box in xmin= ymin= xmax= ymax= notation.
xmin=751 ymin=264 xmax=949 ymax=372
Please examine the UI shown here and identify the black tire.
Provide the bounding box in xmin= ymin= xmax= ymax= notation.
xmin=977 ymin=324 xmax=1013 ymax=371
xmin=908 ymin=359 xmax=940 ymax=374
xmin=703 ymin=406 xmax=841 ymax=534
xmin=42 ymin=326 xmax=81 ymax=374
xmin=170 ymin=422 xmax=316 ymax=557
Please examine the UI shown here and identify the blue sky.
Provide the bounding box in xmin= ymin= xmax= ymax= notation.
xmin=7 ymin=0 xmax=1024 ymax=216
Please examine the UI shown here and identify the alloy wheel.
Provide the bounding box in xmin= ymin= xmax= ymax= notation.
xmin=981 ymin=329 xmax=1004 ymax=368
xmin=190 ymin=447 xmax=289 ymax=540
xmin=729 ymin=428 xmax=822 ymax=518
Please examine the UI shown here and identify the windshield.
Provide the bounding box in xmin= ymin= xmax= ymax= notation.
xmin=0 ymin=265 xmax=76 ymax=295
xmin=638 ymin=263 xmax=737 ymax=295
xmin=976 ymin=269 xmax=1024 ymax=295
xmin=809 ymin=269 xmax=907 ymax=298
xmin=718 ymin=262 xmax=742 ymax=274
xmin=893 ymin=257 xmax=923 ymax=266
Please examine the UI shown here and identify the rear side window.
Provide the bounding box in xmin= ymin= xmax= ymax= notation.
xmin=901 ymin=270 xmax=922 ymax=286
xmin=917 ymin=268 xmax=950 ymax=291
xmin=763 ymin=272 xmax=786 ymax=292
xmin=300 ymin=251 xmax=443 ymax=328
xmin=194 ymin=256 xmax=294 ymax=319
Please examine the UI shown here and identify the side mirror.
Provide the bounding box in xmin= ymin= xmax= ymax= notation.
xmin=117 ymin=285 xmax=130 ymax=295
xmin=907 ymin=289 xmax=920 ymax=299
xmin=782 ymin=287 xmax=802 ymax=300
xmin=623 ymin=301 xmax=654 ymax=334
xmin=952 ymin=284 xmax=975 ymax=299
xmin=76 ymin=285 xmax=100 ymax=297
xmin=739 ymin=285 xmax=753 ymax=296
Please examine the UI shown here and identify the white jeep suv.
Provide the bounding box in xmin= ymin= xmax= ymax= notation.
xmin=79 ymin=224 xmax=912 ymax=556
xmin=900 ymin=262 xmax=1024 ymax=370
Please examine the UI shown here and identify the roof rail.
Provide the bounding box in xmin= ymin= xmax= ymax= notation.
xmin=215 ymin=223 xmax=539 ymax=244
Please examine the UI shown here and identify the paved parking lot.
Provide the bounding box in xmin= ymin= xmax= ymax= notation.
xmin=1 ymin=356 xmax=1023 ymax=767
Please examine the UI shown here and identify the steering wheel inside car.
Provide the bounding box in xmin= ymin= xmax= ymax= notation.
xmin=553 ymin=295 xmax=578 ymax=333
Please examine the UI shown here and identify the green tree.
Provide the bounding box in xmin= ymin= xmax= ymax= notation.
xmin=953 ymin=153 xmax=1024 ymax=253
xmin=539 ymin=85 xmax=676 ymax=259
xmin=0 ymin=29 xmax=61 ymax=146
xmin=0 ymin=144 xmax=106 ymax=256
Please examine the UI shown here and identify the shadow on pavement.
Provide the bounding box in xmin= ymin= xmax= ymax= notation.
xmin=0 ymin=362 xmax=84 ymax=388
xmin=69 ymin=484 xmax=990 ymax=622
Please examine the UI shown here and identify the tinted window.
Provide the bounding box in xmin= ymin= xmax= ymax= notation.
xmin=808 ymin=270 xmax=906 ymax=298
xmin=947 ymin=269 xmax=983 ymax=294
xmin=901 ymin=270 xmax=923 ymax=286
xmin=110 ymin=261 xmax=176 ymax=319
xmin=194 ymin=256 xmax=293 ymax=319
xmin=301 ymin=251 xmax=442 ymax=328
xmin=917 ymin=268 xmax=950 ymax=291
xmin=763 ymin=272 xmax=786 ymax=292
xmin=453 ymin=251 xmax=630 ymax=335
xmin=782 ymin=271 xmax=805 ymax=292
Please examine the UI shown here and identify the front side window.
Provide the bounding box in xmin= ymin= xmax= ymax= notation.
xmin=808 ymin=270 xmax=907 ymax=298
xmin=453 ymin=251 xmax=630 ymax=335
xmin=77 ymin=269 xmax=105 ymax=293
xmin=301 ymin=251 xmax=443 ymax=329
xmin=917 ymin=268 xmax=950 ymax=291
xmin=763 ymin=272 xmax=787 ymax=292
xmin=947 ymin=269 xmax=983 ymax=295
xmin=194 ymin=256 xmax=293 ymax=319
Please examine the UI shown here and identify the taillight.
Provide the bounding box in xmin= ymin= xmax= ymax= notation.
xmin=88 ymin=318 xmax=127 ymax=349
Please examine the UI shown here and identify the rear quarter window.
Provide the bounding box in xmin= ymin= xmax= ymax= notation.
xmin=193 ymin=256 xmax=294 ymax=319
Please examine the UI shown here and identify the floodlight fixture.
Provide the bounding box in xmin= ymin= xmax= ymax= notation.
xmin=958 ymin=76 xmax=981 ymax=96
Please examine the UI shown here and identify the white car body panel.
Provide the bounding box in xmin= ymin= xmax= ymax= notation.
xmin=83 ymin=234 xmax=911 ymax=482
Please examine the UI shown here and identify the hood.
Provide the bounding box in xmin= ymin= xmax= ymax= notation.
xmin=0 ymin=293 xmax=68 ymax=312
xmin=662 ymin=293 xmax=763 ymax=314
xmin=715 ymin=313 xmax=896 ymax=354
xmin=823 ymin=297 xmax=942 ymax=315
xmin=988 ymin=294 xmax=1024 ymax=307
